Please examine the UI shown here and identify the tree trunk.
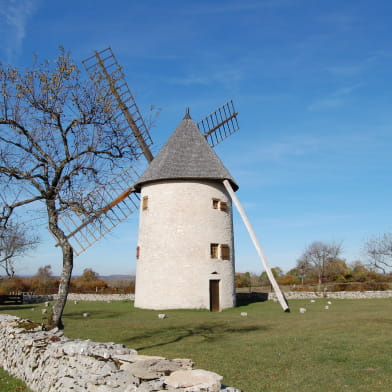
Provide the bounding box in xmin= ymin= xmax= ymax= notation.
xmin=50 ymin=243 xmax=73 ymax=329
xmin=46 ymin=199 xmax=74 ymax=329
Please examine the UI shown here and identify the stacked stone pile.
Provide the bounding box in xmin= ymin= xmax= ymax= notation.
xmin=0 ymin=314 xmax=241 ymax=392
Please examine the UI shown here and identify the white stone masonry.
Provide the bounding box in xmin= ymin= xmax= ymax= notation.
xmin=135 ymin=180 xmax=236 ymax=311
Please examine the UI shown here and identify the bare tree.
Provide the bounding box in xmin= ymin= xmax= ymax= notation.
xmin=32 ymin=265 xmax=57 ymax=294
xmin=363 ymin=233 xmax=392 ymax=273
xmin=0 ymin=49 xmax=145 ymax=328
xmin=295 ymin=257 xmax=309 ymax=286
xmin=0 ymin=222 xmax=39 ymax=277
xmin=297 ymin=241 xmax=343 ymax=290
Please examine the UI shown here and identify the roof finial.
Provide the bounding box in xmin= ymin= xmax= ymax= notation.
xmin=184 ymin=107 xmax=191 ymax=119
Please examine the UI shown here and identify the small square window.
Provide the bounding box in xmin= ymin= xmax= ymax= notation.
xmin=210 ymin=243 xmax=219 ymax=259
xmin=142 ymin=196 xmax=148 ymax=210
xmin=220 ymin=201 xmax=227 ymax=211
xmin=212 ymin=199 xmax=220 ymax=209
xmin=221 ymin=244 xmax=230 ymax=260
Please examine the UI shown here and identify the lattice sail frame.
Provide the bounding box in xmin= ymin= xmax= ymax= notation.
xmin=198 ymin=100 xmax=239 ymax=148
xmin=58 ymin=167 xmax=140 ymax=256
xmin=82 ymin=47 xmax=154 ymax=163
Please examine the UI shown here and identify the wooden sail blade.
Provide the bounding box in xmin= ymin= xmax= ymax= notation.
xmin=82 ymin=47 xmax=154 ymax=162
xmin=58 ymin=167 xmax=140 ymax=256
xmin=197 ymin=100 xmax=239 ymax=148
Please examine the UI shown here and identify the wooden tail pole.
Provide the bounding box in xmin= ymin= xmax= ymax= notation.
xmin=223 ymin=180 xmax=290 ymax=312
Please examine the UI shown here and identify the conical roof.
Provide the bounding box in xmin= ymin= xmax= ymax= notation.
xmin=134 ymin=114 xmax=238 ymax=192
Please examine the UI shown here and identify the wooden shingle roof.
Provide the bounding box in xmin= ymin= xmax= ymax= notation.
xmin=134 ymin=114 xmax=238 ymax=191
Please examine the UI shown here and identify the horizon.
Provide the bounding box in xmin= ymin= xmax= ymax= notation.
xmin=1 ymin=0 xmax=392 ymax=276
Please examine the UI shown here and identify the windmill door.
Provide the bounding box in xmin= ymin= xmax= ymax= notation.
xmin=209 ymin=280 xmax=220 ymax=312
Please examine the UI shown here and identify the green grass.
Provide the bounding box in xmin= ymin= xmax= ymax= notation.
xmin=0 ymin=367 xmax=32 ymax=392
xmin=1 ymin=298 xmax=392 ymax=392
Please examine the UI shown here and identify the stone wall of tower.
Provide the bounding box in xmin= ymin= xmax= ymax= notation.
xmin=134 ymin=180 xmax=236 ymax=310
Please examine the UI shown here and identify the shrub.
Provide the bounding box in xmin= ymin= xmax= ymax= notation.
xmin=0 ymin=277 xmax=31 ymax=294
xmin=362 ymin=281 xmax=390 ymax=291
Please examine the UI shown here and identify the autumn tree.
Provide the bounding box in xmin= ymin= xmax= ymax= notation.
xmin=0 ymin=222 xmax=38 ymax=277
xmin=72 ymin=268 xmax=107 ymax=292
xmin=0 ymin=49 xmax=145 ymax=328
xmin=323 ymin=258 xmax=350 ymax=282
xmin=350 ymin=260 xmax=371 ymax=282
xmin=31 ymin=265 xmax=57 ymax=294
xmin=235 ymin=272 xmax=252 ymax=289
xmin=260 ymin=267 xmax=283 ymax=288
xmin=296 ymin=241 xmax=343 ymax=290
xmin=363 ymin=233 xmax=392 ymax=273
xmin=79 ymin=268 xmax=99 ymax=282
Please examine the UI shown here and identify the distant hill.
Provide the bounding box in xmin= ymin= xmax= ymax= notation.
xmin=100 ymin=275 xmax=135 ymax=281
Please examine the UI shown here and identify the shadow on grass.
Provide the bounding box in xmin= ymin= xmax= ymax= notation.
xmin=64 ymin=310 xmax=121 ymax=319
xmin=236 ymin=292 xmax=269 ymax=306
xmin=365 ymin=318 xmax=392 ymax=325
xmin=0 ymin=304 xmax=36 ymax=312
xmin=128 ymin=322 xmax=270 ymax=351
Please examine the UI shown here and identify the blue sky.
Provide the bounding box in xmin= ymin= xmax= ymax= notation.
xmin=1 ymin=0 xmax=392 ymax=276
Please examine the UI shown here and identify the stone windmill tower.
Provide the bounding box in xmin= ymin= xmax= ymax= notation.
xmin=134 ymin=111 xmax=238 ymax=311
xmin=59 ymin=48 xmax=289 ymax=312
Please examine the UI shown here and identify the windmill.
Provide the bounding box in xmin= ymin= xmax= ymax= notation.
xmin=58 ymin=47 xmax=289 ymax=312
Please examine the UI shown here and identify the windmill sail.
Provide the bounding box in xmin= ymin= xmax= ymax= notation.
xmin=56 ymin=48 xmax=157 ymax=256
xmin=58 ymin=167 xmax=140 ymax=256
xmin=197 ymin=100 xmax=239 ymax=148
xmin=60 ymin=47 xmax=239 ymax=257
xmin=82 ymin=47 xmax=154 ymax=162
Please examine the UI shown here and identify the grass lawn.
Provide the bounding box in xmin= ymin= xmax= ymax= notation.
xmin=0 ymin=367 xmax=32 ymax=392
xmin=1 ymin=298 xmax=392 ymax=392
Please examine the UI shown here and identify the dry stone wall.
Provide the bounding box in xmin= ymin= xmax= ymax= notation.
xmin=270 ymin=290 xmax=392 ymax=300
xmin=22 ymin=294 xmax=135 ymax=303
xmin=0 ymin=314 xmax=241 ymax=392
xmin=59 ymin=293 xmax=135 ymax=302
xmin=24 ymin=291 xmax=392 ymax=305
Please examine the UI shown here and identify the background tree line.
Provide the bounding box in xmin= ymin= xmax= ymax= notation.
xmin=0 ymin=265 xmax=135 ymax=295
xmin=236 ymin=240 xmax=392 ymax=292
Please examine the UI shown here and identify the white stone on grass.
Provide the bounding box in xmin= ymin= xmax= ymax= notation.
xmin=324 ymin=305 xmax=329 ymax=310
xmin=240 ymin=312 xmax=247 ymax=317
xmin=299 ymin=307 xmax=307 ymax=314
xmin=310 ymin=299 xmax=316 ymax=303
xmin=327 ymin=301 xmax=332 ymax=305
xmin=41 ymin=309 xmax=47 ymax=314
xmin=158 ymin=314 xmax=166 ymax=319
xmin=83 ymin=313 xmax=90 ymax=317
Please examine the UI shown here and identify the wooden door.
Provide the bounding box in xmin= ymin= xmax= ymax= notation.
xmin=209 ymin=280 xmax=220 ymax=312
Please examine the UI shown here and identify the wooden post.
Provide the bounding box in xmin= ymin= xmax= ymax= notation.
xmin=223 ymin=180 xmax=290 ymax=312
